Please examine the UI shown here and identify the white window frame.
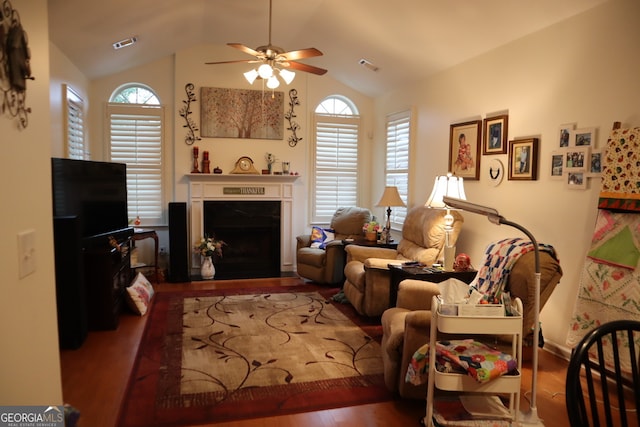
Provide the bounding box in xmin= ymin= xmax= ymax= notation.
xmin=63 ymin=84 xmax=87 ymax=159
xmin=311 ymin=96 xmax=361 ymax=224
xmin=106 ymin=101 xmax=166 ymax=226
xmin=384 ymin=110 xmax=412 ymax=229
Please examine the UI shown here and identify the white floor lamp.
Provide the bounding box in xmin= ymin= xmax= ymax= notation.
xmin=443 ymin=196 xmax=544 ymax=426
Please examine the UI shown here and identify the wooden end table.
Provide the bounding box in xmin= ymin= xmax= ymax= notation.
xmin=388 ymin=264 xmax=477 ymax=307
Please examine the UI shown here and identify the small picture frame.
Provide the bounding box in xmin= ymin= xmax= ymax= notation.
xmin=571 ymin=127 xmax=596 ymax=147
xmin=566 ymin=171 xmax=587 ymax=190
xmin=508 ymin=138 xmax=539 ymax=181
xmin=565 ymin=147 xmax=590 ymax=172
xmin=482 ymin=115 xmax=508 ymax=155
xmin=550 ymin=150 xmax=565 ymax=180
xmin=449 ymin=120 xmax=482 ymax=180
xmin=558 ymin=123 xmax=576 ymax=147
xmin=587 ymin=149 xmax=603 ymax=177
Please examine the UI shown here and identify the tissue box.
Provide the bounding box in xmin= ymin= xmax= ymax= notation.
xmin=457 ymin=303 xmax=504 ymax=317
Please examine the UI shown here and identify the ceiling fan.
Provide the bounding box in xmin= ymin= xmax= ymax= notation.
xmin=205 ymin=0 xmax=327 ymax=83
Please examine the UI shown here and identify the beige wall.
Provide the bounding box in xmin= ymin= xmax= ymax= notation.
xmin=373 ymin=0 xmax=640 ymax=354
xmin=0 ymin=0 xmax=63 ymax=405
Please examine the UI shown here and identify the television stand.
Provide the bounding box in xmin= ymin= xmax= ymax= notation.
xmin=83 ymin=228 xmax=134 ymax=330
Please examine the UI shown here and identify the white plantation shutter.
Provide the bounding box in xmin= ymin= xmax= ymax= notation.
xmin=64 ymin=85 xmax=86 ymax=159
xmin=385 ymin=111 xmax=411 ymax=227
xmin=108 ymin=103 xmax=164 ymax=224
xmin=312 ymin=114 xmax=360 ymax=223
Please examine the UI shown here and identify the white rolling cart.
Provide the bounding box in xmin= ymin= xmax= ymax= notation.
xmin=424 ymin=295 xmax=523 ymax=426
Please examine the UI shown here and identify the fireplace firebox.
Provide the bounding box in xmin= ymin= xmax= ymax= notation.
xmin=203 ymin=200 xmax=281 ymax=279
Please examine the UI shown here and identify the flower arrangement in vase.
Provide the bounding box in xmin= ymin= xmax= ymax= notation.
xmin=362 ymin=220 xmax=381 ymax=241
xmin=195 ymin=235 xmax=226 ymax=258
xmin=194 ymin=235 xmax=226 ymax=280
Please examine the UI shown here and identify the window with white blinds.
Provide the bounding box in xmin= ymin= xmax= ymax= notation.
xmin=107 ymin=103 xmax=164 ymax=224
xmin=385 ymin=110 xmax=411 ymax=228
xmin=311 ymin=114 xmax=361 ymax=223
xmin=64 ymin=85 xmax=86 ymax=159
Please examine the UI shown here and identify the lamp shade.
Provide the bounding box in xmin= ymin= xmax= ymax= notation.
xmin=376 ymin=186 xmax=406 ymax=207
xmin=425 ymin=173 xmax=466 ymax=208
xmin=279 ymin=68 xmax=296 ymax=84
xmin=244 ymin=69 xmax=259 ymax=84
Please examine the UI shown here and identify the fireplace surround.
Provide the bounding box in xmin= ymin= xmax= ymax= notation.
xmin=188 ymin=174 xmax=299 ymax=278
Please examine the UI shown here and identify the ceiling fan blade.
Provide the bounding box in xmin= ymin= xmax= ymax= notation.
xmin=280 ymin=48 xmax=323 ymax=61
xmin=205 ymin=59 xmax=254 ymax=65
xmin=286 ymin=61 xmax=328 ymax=76
xmin=227 ymin=43 xmax=262 ymax=57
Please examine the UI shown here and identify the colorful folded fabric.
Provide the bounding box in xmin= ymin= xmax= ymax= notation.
xmin=406 ymin=339 xmax=517 ymax=385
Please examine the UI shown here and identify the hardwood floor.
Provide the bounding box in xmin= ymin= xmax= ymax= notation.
xmin=60 ymin=277 xmax=571 ymax=427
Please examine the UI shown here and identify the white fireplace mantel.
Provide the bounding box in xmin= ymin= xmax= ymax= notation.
xmin=187 ymin=174 xmax=300 ymax=275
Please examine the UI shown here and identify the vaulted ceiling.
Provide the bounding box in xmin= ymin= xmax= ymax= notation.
xmin=48 ymin=0 xmax=608 ymax=98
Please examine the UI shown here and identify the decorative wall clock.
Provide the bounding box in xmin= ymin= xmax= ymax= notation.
xmin=1 ymin=0 xmax=34 ymax=129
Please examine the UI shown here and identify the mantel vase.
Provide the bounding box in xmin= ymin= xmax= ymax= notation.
xmin=201 ymin=256 xmax=215 ymax=280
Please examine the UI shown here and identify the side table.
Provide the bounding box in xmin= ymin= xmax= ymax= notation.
xmin=388 ymin=264 xmax=476 ymax=307
xmin=342 ymin=237 xmax=398 ymax=250
xmin=132 ymin=228 xmax=159 ymax=283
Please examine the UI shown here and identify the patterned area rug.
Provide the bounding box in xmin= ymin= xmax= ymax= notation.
xmin=117 ymin=285 xmax=390 ymax=426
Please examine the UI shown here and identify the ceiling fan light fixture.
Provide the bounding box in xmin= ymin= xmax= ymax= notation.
xmin=258 ymin=63 xmax=273 ymax=79
xmin=266 ymin=75 xmax=280 ymax=89
xmin=279 ymin=68 xmax=296 ymax=84
xmin=244 ymin=69 xmax=259 ymax=84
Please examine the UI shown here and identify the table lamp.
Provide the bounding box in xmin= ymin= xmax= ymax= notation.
xmin=425 ymin=173 xmax=466 ymax=271
xmin=443 ymin=196 xmax=544 ymax=426
xmin=375 ymin=186 xmax=406 ymax=243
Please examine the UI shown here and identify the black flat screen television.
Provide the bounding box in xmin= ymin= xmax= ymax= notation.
xmin=51 ymin=158 xmax=129 ymax=238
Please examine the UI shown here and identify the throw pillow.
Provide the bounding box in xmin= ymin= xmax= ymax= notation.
xmin=125 ymin=272 xmax=155 ymax=315
xmin=310 ymin=226 xmax=335 ymax=249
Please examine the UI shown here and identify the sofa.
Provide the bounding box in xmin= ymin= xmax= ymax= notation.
xmin=342 ymin=206 xmax=464 ymax=317
xmin=296 ymin=206 xmax=372 ymax=285
xmin=380 ymin=248 xmax=563 ymax=399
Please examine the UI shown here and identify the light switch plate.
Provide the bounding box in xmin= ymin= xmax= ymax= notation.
xmin=18 ymin=229 xmax=36 ymax=278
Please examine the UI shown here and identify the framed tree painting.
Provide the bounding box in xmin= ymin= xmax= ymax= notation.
xmin=508 ymin=138 xmax=539 ymax=180
xmin=482 ymin=114 xmax=508 ymax=155
xmin=200 ymin=87 xmax=284 ymax=139
xmin=449 ymin=120 xmax=481 ymax=180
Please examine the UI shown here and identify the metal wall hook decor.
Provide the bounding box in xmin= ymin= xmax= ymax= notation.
xmin=1 ymin=0 xmax=35 ymax=129
xmin=285 ymin=88 xmax=302 ymax=147
xmin=179 ymin=83 xmax=201 ymax=145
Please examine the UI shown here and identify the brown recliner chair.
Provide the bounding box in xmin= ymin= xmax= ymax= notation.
xmin=296 ymin=207 xmax=372 ymax=285
xmin=342 ymin=206 xmax=464 ymax=317
xmin=380 ymin=248 xmax=563 ymax=399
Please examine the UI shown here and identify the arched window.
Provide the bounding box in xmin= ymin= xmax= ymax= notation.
xmin=311 ymin=96 xmax=361 ymax=223
xmin=107 ymin=84 xmax=165 ymax=225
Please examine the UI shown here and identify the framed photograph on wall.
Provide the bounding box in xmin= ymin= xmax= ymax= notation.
xmin=508 ymin=138 xmax=539 ymax=180
xmin=566 ymin=171 xmax=587 ymax=190
xmin=550 ymin=150 xmax=565 ymax=180
xmin=571 ymin=127 xmax=596 ymax=147
xmin=558 ymin=123 xmax=575 ymax=147
xmin=587 ymin=149 xmax=603 ymax=177
xmin=565 ymin=147 xmax=590 ymax=172
xmin=449 ymin=120 xmax=481 ymax=180
xmin=482 ymin=115 xmax=508 ymax=155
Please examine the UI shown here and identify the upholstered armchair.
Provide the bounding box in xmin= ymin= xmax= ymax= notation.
xmin=342 ymin=206 xmax=464 ymax=317
xmin=296 ymin=207 xmax=372 ymax=285
xmin=380 ymin=249 xmax=563 ymax=399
